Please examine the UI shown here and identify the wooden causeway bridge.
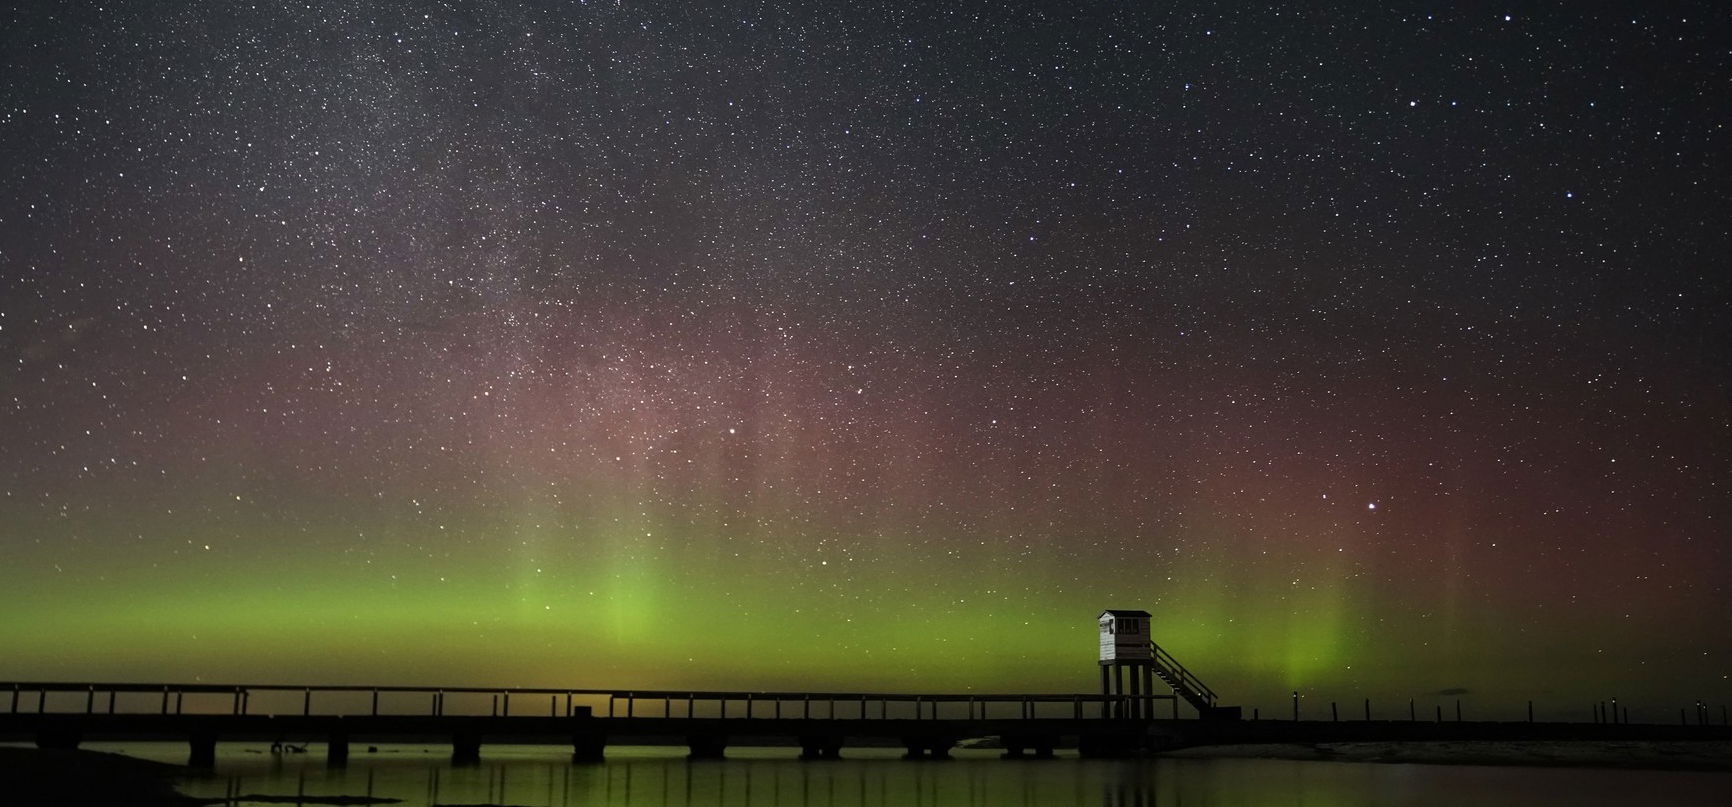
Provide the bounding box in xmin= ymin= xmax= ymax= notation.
xmin=0 ymin=681 xmax=1179 ymax=765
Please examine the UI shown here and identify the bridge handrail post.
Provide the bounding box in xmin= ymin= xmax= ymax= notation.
xmin=86 ymin=685 xmax=94 ymax=714
xmin=372 ymin=689 xmax=379 ymax=717
xmin=504 ymin=691 xmax=511 ymax=716
xmin=9 ymin=683 xmax=17 ymax=713
xmin=304 ymin=688 xmax=312 ymax=717
xmin=161 ymin=686 xmax=169 ymax=715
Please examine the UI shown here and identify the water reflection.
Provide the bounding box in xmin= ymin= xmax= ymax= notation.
xmin=112 ymin=745 xmax=1732 ymax=807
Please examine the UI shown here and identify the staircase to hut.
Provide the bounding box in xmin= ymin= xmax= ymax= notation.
xmin=1149 ymin=642 xmax=1218 ymax=714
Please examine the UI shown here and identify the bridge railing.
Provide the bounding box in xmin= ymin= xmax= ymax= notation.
xmin=1 ymin=682 xmax=1175 ymax=722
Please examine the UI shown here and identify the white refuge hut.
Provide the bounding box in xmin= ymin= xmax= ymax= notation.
xmin=1097 ymin=608 xmax=1152 ymax=662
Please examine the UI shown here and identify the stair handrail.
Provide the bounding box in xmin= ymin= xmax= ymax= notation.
xmin=1149 ymin=642 xmax=1217 ymax=706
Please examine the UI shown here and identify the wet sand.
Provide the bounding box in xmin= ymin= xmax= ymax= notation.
xmin=1162 ymin=740 xmax=1732 ymax=771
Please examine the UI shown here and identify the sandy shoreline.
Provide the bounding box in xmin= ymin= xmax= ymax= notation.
xmin=1161 ymin=740 xmax=1732 ymax=772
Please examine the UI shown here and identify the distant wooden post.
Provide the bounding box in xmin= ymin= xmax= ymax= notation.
xmin=1291 ymin=691 xmax=1298 ymax=722
xmin=1409 ymin=699 xmax=1415 ymax=721
xmin=1455 ymin=700 xmax=1461 ymax=722
xmin=1363 ymin=699 xmax=1370 ymax=721
xmin=1253 ymin=707 xmax=1259 ymax=720
xmin=304 ymin=688 xmax=312 ymax=716
xmin=1680 ymin=708 xmax=1687 ymax=726
xmin=503 ymin=692 xmax=510 ymax=716
xmin=1527 ymin=701 xmax=1533 ymax=722
xmin=1435 ymin=705 xmax=1442 ymax=723
xmin=371 ymin=689 xmax=379 ymax=717
xmin=9 ymin=684 xmax=17 ymax=713
xmin=86 ymin=686 xmax=94 ymax=714
xmin=491 ymin=695 xmax=498 ymax=717
xmin=110 ymin=691 xmax=117 ymax=714
xmin=1331 ymin=702 xmax=1338 ymax=722
xmin=40 ymin=690 xmax=47 ymax=713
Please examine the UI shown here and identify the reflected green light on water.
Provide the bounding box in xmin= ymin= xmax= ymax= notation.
xmin=79 ymin=743 xmax=1732 ymax=807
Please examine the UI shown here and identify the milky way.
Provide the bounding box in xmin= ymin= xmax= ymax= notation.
xmin=2 ymin=1 xmax=1727 ymax=719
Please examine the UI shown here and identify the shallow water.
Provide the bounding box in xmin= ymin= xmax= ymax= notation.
xmin=81 ymin=742 xmax=1732 ymax=806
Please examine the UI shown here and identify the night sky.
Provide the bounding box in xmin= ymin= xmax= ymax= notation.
xmin=2 ymin=1 xmax=1728 ymax=720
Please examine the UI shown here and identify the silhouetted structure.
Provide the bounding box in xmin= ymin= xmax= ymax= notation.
xmin=1098 ymin=609 xmax=1237 ymax=720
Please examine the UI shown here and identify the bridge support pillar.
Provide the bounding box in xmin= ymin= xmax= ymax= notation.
xmin=572 ymin=733 xmax=606 ymax=763
xmin=34 ymin=722 xmax=83 ymax=751
xmin=327 ymin=733 xmax=349 ymax=767
xmin=799 ymin=736 xmax=843 ymax=760
xmin=1078 ymin=732 xmax=1141 ymax=758
xmin=451 ymin=734 xmax=482 ymax=766
xmin=1001 ymin=735 xmax=1057 ymax=759
xmin=902 ymin=738 xmax=952 ymax=760
xmin=687 ymin=735 xmax=727 ymax=760
xmin=188 ymin=733 xmax=218 ymax=768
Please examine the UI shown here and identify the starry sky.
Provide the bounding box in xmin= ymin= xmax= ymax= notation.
xmin=2 ymin=1 xmax=1728 ymax=720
